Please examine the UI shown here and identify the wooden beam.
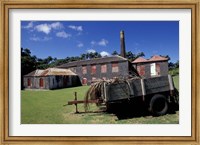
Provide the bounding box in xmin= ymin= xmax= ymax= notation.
xmin=68 ymin=99 xmax=100 ymax=105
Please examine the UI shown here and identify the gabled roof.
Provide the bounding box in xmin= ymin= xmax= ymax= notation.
xmin=132 ymin=57 xmax=148 ymax=63
xmin=149 ymin=55 xmax=168 ymax=62
xmin=44 ymin=68 xmax=77 ymax=76
xmin=24 ymin=69 xmax=45 ymax=77
xmin=24 ymin=68 xmax=77 ymax=77
xmin=57 ymin=55 xmax=127 ymax=68
xmin=132 ymin=55 xmax=169 ymax=64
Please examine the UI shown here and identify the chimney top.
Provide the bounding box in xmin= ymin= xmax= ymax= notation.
xmin=120 ymin=30 xmax=124 ymax=37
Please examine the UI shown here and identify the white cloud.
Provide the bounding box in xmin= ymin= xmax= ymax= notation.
xmin=50 ymin=22 xmax=64 ymax=29
xmin=90 ymin=41 xmax=96 ymax=45
xmin=77 ymin=26 xmax=83 ymax=31
xmin=34 ymin=22 xmax=64 ymax=34
xmin=43 ymin=37 xmax=52 ymax=41
xmin=35 ymin=24 xmax=51 ymax=34
xmin=56 ymin=31 xmax=71 ymax=38
xmin=98 ymin=39 xmax=108 ymax=46
xmin=100 ymin=51 xmax=110 ymax=57
xmin=77 ymin=42 xmax=84 ymax=48
xmin=30 ymin=37 xmax=40 ymax=41
xmin=87 ymin=49 xmax=96 ymax=53
xmin=90 ymin=39 xmax=109 ymax=47
xmin=68 ymin=25 xmax=83 ymax=31
xmin=23 ymin=21 xmax=34 ymax=29
xmin=30 ymin=36 xmax=52 ymax=41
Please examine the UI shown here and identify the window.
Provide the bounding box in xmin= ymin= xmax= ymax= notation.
xmin=39 ymin=78 xmax=44 ymax=87
xmin=156 ymin=64 xmax=160 ymax=75
xmin=151 ymin=63 xmax=160 ymax=76
xmin=91 ymin=65 xmax=96 ymax=74
xmin=27 ymin=78 xmax=31 ymax=86
xmin=82 ymin=78 xmax=87 ymax=85
xmin=82 ymin=66 xmax=87 ymax=74
xmin=112 ymin=63 xmax=119 ymax=72
xmin=137 ymin=65 xmax=145 ymax=76
xmin=101 ymin=64 xmax=107 ymax=73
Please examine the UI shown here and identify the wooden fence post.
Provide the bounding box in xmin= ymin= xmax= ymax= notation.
xmin=74 ymin=92 xmax=79 ymax=113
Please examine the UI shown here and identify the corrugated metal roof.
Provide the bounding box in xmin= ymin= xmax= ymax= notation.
xmin=24 ymin=68 xmax=77 ymax=77
xmin=57 ymin=55 xmax=127 ymax=68
xmin=24 ymin=69 xmax=45 ymax=77
xmin=45 ymin=68 xmax=77 ymax=76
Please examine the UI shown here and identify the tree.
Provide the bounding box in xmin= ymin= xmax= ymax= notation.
xmin=22 ymin=48 xmax=31 ymax=56
xmin=160 ymin=55 xmax=170 ymax=61
xmin=46 ymin=56 xmax=53 ymax=64
xmin=174 ymin=60 xmax=179 ymax=68
xmin=136 ymin=52 xmax=145 ymax=58
xmin=112 ymin=50 xmax=119 ymax=55
xmin=168 ymin=62 xmax=175 ymax=70
xmin=82 ymin=52 xmax=102 ymax=59
xmin=21 ymin=48 xmax=37 ymax=89
xmin=126 ymin=51 xmax=145 ymax=61
xmin=111 ymin=50 xmax=145 ymax=61
xmin=94 ymin=52 xmax=101 ymax=58
xmin=80 ymin=53 xmax=87 ymax=60
xmin=126 ymin=51 xmax=135 ymax=61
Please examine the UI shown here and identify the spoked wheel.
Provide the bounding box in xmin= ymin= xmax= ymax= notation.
xmin=149 ymin=94 xmax=168 ymax=116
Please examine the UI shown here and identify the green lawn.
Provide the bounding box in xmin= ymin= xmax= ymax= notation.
xmin=173 ymin=75 xmax=179 ymax=90
xmin=21 ymin=77 xmax=179 ymax=124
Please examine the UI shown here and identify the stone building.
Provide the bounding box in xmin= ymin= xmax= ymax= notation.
xmin=132 ymin=55 xmax=169 ymax=78
xmin=57 ymin=55 xmax=135 ymax=85
xmin=23 ymin=30 xmax=169 ymax=89
xmin=23 ymin=68 xmax=81 ymax=90
xmin=57 ymin=30 xmax=138 ymax=85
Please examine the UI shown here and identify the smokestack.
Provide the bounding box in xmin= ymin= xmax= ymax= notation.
xmin=120 ymin=30 xmax=126 ymax=58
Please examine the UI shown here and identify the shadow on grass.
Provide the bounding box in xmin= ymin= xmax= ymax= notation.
xmin=106 ymin=101 xmax=179 ymax=120
xmin=106 ymin=101 xmax=149 ymax=120
xmin=68 ymin=100 xmax=179 ymax=121
xmin=72 ymin=110 xmax=105 ymax=114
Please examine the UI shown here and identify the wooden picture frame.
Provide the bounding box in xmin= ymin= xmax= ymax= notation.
xmin=0 ymin=0 xmax=199 ymax=144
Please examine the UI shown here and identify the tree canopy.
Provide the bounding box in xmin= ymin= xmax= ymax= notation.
xmin=21 ymin=48 xmax=147 ymax=76
xmin=111 ymin=50 xmax=145 ymax=62
xmin=22 ymin=48 xmax=179 ymax=76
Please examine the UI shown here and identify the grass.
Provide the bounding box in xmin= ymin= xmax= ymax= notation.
xmin=21 ymin=77 xmax=179 ymax=124
xmin=169 ymin=68 xmax=179 ymax=76
xmin=172 ymin=75 xmax=179 ymax=90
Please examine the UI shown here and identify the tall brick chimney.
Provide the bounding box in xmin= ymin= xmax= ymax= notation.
xmin=120 ymin=30 xmax=126 ymax=58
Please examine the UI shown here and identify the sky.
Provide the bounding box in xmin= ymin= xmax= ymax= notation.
xmin=21 ymin=21 xmax=179 ymax=63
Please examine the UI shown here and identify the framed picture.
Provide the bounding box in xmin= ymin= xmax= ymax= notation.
xmin=0 ymin=0 xmax=199 ymax=144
